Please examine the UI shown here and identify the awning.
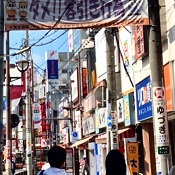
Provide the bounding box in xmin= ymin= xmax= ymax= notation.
xmin=10 ymin=85 xmax=23 ymax=100
xmin=11 ymin=98 xmax=21 ymax=111
xmin=95 ymin=128 xmax=131 ymax=144
xmin=118 ymin=127 xmax=130 ymax=134
xmin=70 ymin=135 xmax=96 ymax=148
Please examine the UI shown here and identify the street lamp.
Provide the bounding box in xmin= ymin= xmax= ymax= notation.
xmin=16 ymin=59 xmax=32 ymax=175
xmin=16 ymin=60 xmax=29 ymax=73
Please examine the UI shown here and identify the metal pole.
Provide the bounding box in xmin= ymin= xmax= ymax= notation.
xmin=5 ymin=31 xmax=12 ymax=175
xmin=74 ymin=52 xmax=81 ymax=175
xmin=0 ymin=0 xmax=4 ymax=174
xmin=105 ymin=29 xmax=118 ymax=150
xmin=149 ymin=0 xmax=170 ymax=174
xmin=31 ymin=60 xmax=36 ymax=175
xmin=25 ymin=30 xmax=32 ymax=175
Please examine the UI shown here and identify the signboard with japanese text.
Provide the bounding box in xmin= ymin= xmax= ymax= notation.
xmin=133 ymin=26 xmax=148 ymax=60
xmin=68 ymin=29 xmax=73 ymax=52
xmin=82 ymin=68 xmax=88 ymax=98
xmin=32 ymin=102 xmax=41 ymax=129
xmin=119 ymin=27 xmax=134 ymax=94
xmin=124 ymin=92 xmax=135 ymax=126
xmin=135 ymin=76 xmax=152 ymax=121
xmin=4 ymin=0 xmax=149 ymax=31
xmin=40 ymin=102 xmax=47 ymax=139
xmin=126 ymin=142 xmax=139 ymax=174
xmin=117 ymin=98 xmax=124 ymax=123
xmin=153 ymin=87 xmax=169 ymax=154
xmin=74 ymin=110 xmax=82 ymax=139
xmin=82 ymin=115 xmax=95 ymax=136
xmin=47 ymin=60 xmax=59 ymax=79
xmin=95 ymin=108 xmax=106 ymax=131
xmin=45 ymin=50 xmax=59 ymax=92
xmin=70 ymin=68 xmax=78 ymax=101
xmin=110 ymin=111 xmax=119 ymax=149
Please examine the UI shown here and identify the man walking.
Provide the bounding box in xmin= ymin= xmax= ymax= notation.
xmin=38 ymin=146 xmax=69 ymax=175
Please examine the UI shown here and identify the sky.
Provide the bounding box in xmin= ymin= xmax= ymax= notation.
xmin=6 ymin=30 xmax=69 ymax=72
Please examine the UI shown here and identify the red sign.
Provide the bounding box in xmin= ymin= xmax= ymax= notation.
xmin=133 ymin=26 xmax=148 ymax=60
xmin=154 ymin=88 xmax=164 ymax=99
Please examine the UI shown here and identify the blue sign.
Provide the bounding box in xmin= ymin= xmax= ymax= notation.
xmin=136 ymin=76 xmax=152 ymax=121
xmin=107 ymin=116 xmax=112 ymax=128
xmin=72 ymin=131 xmax=78 ymax=138
xmin=47 ymin=60 xmax=58 ymax=79
xmin=3 ymin=98 xmax=6 ymax=110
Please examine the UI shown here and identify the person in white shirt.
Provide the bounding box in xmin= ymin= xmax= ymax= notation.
xmin=42 ymin=162 xmax=50 ymax=170
xmin=37 ymin=146 xmax=69 ymax=175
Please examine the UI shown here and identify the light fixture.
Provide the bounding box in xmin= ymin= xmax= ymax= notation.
xmin=16 ymin=60 xmax=29 ymax=73
xmin=51 ymin=90 xmax=61 ymax=99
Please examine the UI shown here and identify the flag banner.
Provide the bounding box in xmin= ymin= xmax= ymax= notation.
xmin=126 ymin=142 xmax=139 ymax=174
xmin=4 ymin=0 xmax=149 ymax=31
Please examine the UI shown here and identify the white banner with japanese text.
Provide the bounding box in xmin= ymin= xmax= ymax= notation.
xmin=4 ymin=0 xmax=149 ymax=31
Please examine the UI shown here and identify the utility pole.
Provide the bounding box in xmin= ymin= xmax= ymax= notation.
xmin=149 ymin=0 xmax=170 ymax=174
xmin=6 ymin=31 xmax=12 ymax=175
xmin=25 ymin=30 xmax=32 ymax=175
xmin=0 ymin=0 xmax=4 ymax=174
xmin=105 ymin=29 xmax=118 ymax=150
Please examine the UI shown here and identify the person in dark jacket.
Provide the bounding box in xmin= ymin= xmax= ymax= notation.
xmin=105 ymin=149 xmax=126 ymax=175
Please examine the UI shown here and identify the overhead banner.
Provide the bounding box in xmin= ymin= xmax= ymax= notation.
xmin=4 ymin=0 xmax=149 ymax=31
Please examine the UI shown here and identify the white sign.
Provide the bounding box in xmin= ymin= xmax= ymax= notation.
xmin=153 ymin=100 xmax=169 ymax=146
xmin=41 ymin=139 xmax=47 ymax=147
xmin=32 ymin=102 xmax=40 ymax=129
xmin=70 ymin=69 xmax=78 ymax=101
xmin=110 ymin=111 xmax=119 ymax=149
xmin=119 ymin=27 xmax=134 ymax=94
xmin=97 ymin=108 xmax=106 ymax=129
xmin=117 ymin=98 xmax=124 ymax=123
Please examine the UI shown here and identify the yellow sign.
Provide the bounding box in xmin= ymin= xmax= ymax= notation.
xmin=126 ymin=142 xmax=139 ymax=174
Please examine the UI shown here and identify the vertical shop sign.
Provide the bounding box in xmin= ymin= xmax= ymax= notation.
xmin=47 ymin=59 xmax=58 ymax=79
xmin=163 ymin=63 xmax=172 ymax=111
xmin=32 ymin=102 xmax=40 ymax=129
xmin=153 ymin=87 xmax=169 ymax=154
xmin=82 ymin=68 xmax=88 ymax=97
xmin=126 ymin=142 xmax=139 ymax=174
xmin=40 ymin=102 xmax=47 ymax=139
xmin=133 ymin=26 xmax=148 ymax=60
xmin=117 ymin=98 xmax=124 ymax=123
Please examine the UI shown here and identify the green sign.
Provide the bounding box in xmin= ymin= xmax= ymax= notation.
xmin=158 ymin=146 xmax=169 ymax=155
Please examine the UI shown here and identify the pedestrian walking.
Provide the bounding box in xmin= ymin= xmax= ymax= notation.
xmin=105 ymin=149 xmax=126 ymax=175
xmin=80 ymin=155 xmax=89 ymax=175
xmin=37 ymin=146 xmax=69 ymax=175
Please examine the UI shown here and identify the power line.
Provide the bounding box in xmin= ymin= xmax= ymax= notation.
xmin=28 ymin=0 xmax=75 ymax=49
xmin=35 ymin=30 xmax=68 ymax=47
xmin=10 ymin=0 xmax=76 ymax=57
